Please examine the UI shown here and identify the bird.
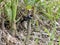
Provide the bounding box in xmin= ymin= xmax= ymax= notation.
xmin=20 ymin=7 xmax=34 ymax=23
xmin=20 ymin=14 xmax=33 ymax=23
xmin=19 ymin=9 xmax=34 ymax=30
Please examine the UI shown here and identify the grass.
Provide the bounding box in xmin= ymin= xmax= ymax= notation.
xmin=0 ymin=0 xmax=60 ymax=45
xmin=4 ymin=0 xmax=18 ymax=36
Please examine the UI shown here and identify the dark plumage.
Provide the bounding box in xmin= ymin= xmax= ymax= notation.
xmin=21 ymin=15 xmax=33 ymax=23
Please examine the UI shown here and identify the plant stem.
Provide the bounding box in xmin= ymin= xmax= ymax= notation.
xmin=11 ymin=21 xmax=17 ymax=36
xmin=25 ymin=20 xmax=31 ymax=45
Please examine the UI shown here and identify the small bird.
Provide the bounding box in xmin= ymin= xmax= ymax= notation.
xmin=19 ymin=9 xmax=34 ymax=30
xmin=20 ymin=7 xmax=34 ymax=23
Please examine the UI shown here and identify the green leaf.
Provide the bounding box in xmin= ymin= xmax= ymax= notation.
xmin=11 ymin=0 xmax=18 ymax=22
xmin=35 ymin=38 xmax=39 ymax=43
xmin=5 ymin=0 xmax=11 ymax=7
xmin=35 ymin=0 xmax=40 ymax=3
xmin=26 ymin=5 xmax=32 ymax=10
xmin=0 ymin=0 xmax=3 ymax=3
xmin=35 ymin=21 xmax=38 ymax=26
xmin=5 ymin=6 xmax=12 ymax=21
xmin=24 ymin=0 xmax=40 ymax=6
xmin=44 ymin=27 xmax=50 ymax=36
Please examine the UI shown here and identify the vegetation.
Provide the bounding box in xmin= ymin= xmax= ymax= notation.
xmin=0 ymin=0 xmax=60 ymax=45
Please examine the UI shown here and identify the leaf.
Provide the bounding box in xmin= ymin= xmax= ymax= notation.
xmin=35 ymin=38 xmax=39 ymax=43
xmin=11 ymin=0 xmax=18 ymax=22
xmin=5 ymin=0 xmax=11 ymax=7
xmin=5 ymin=6 xmax=12 ymax=21
xmin=24 ymin=0 xmax=40 ymax=6
xmin=35 ymin=20 xmax=38 ymax=26
xmin=4 ymin=0 xmax=12 ymax=21
xmin=44 ymin=27 xmax=50 ymax=36
xmin=0 ymin=0 xmax=3 ymax=3
xmin=35 ymin=0 xmax=40 ymax=3
xmin=26 ymin=5 xmax=32 ymax=10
